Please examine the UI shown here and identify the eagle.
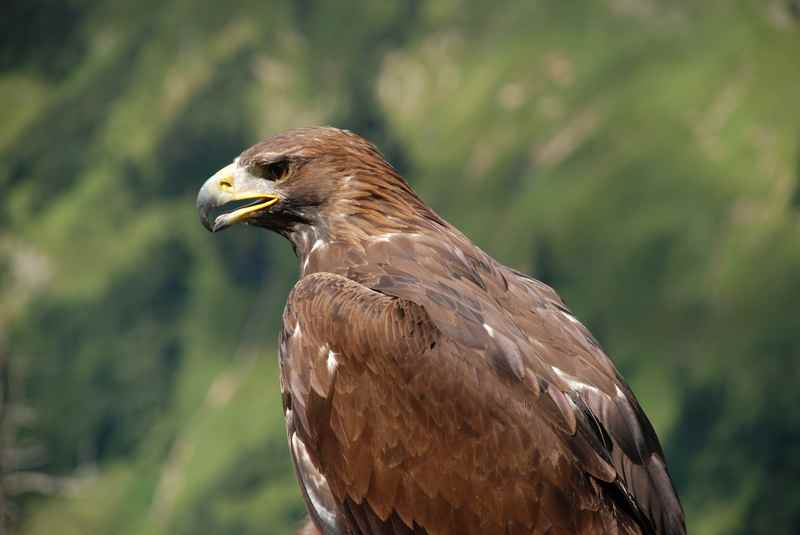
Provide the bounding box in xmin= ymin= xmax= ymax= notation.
xmin=196 ymin=127 xmax=686 ymax=535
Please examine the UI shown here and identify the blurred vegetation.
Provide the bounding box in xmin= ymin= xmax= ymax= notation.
xmin=1 ymin=1 xmax=799 ymax=533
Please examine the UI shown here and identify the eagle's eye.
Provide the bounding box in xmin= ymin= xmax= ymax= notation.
xmin=254 ymin=160 xmax=290 ymax=182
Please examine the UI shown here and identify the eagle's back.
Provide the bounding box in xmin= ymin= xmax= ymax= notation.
xmin=279 ymin=230 xmax=685 ymax=535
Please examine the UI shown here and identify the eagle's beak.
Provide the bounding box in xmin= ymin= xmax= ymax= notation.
xmin=197 ymin=162 xmax=280 ymax=232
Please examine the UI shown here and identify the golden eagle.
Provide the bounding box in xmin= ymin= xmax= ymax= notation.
xmin=197 ymin=127 xmax=686 ymax=535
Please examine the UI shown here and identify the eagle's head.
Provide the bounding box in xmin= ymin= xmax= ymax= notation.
xmin=197 ymin=127 xmax=434 ymax=243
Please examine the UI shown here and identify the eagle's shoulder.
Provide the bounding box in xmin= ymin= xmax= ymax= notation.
xmin=282 ymin=271 xmax=439 ymax=365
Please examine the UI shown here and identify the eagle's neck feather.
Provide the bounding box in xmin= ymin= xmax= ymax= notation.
xmin=288 ymin=166 xmax=453 ymax=277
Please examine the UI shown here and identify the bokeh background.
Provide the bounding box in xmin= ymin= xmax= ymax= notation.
xmin=2 ymin=1 xmax=800 ymax=534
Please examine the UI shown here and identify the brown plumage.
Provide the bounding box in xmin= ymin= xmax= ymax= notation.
xmin=196 ymin=127 xmax=686 ymax=535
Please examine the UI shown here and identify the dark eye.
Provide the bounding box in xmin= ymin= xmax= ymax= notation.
xmin=254 ymin=160 xmax=289 ymax=181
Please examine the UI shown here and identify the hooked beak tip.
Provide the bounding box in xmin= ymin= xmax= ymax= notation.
xmin=197 ymin=182 xmax=218 ymax=233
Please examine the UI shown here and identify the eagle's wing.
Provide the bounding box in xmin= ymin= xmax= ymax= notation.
xmin=280 ymin=271 xmax=647 ymax=535
xmin=351 ymin=235 xmax=685 ymax=535
xmin=503 ymin=269 xmax=686 ymax=535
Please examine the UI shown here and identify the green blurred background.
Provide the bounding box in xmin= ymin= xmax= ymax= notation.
xmin=2 ymin=1 xmax=799 ymax=533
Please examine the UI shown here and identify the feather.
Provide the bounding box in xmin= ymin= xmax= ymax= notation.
xmin=205 ymin=127 xmax=685 ymax=535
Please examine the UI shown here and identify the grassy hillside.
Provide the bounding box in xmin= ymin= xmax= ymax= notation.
xmin=2 ymin=1 xmax=799 ymax=533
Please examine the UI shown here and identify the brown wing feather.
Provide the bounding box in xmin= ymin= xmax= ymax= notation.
xmin=355 ymin=234 xmax=685 ymax=535
xmin=280 ymin=270 xmax=648 ymax=534
xmin=509 ymin=271 xmax=685 ymax=535
xmin=294 ymin=230 xmax=684 ymax=534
